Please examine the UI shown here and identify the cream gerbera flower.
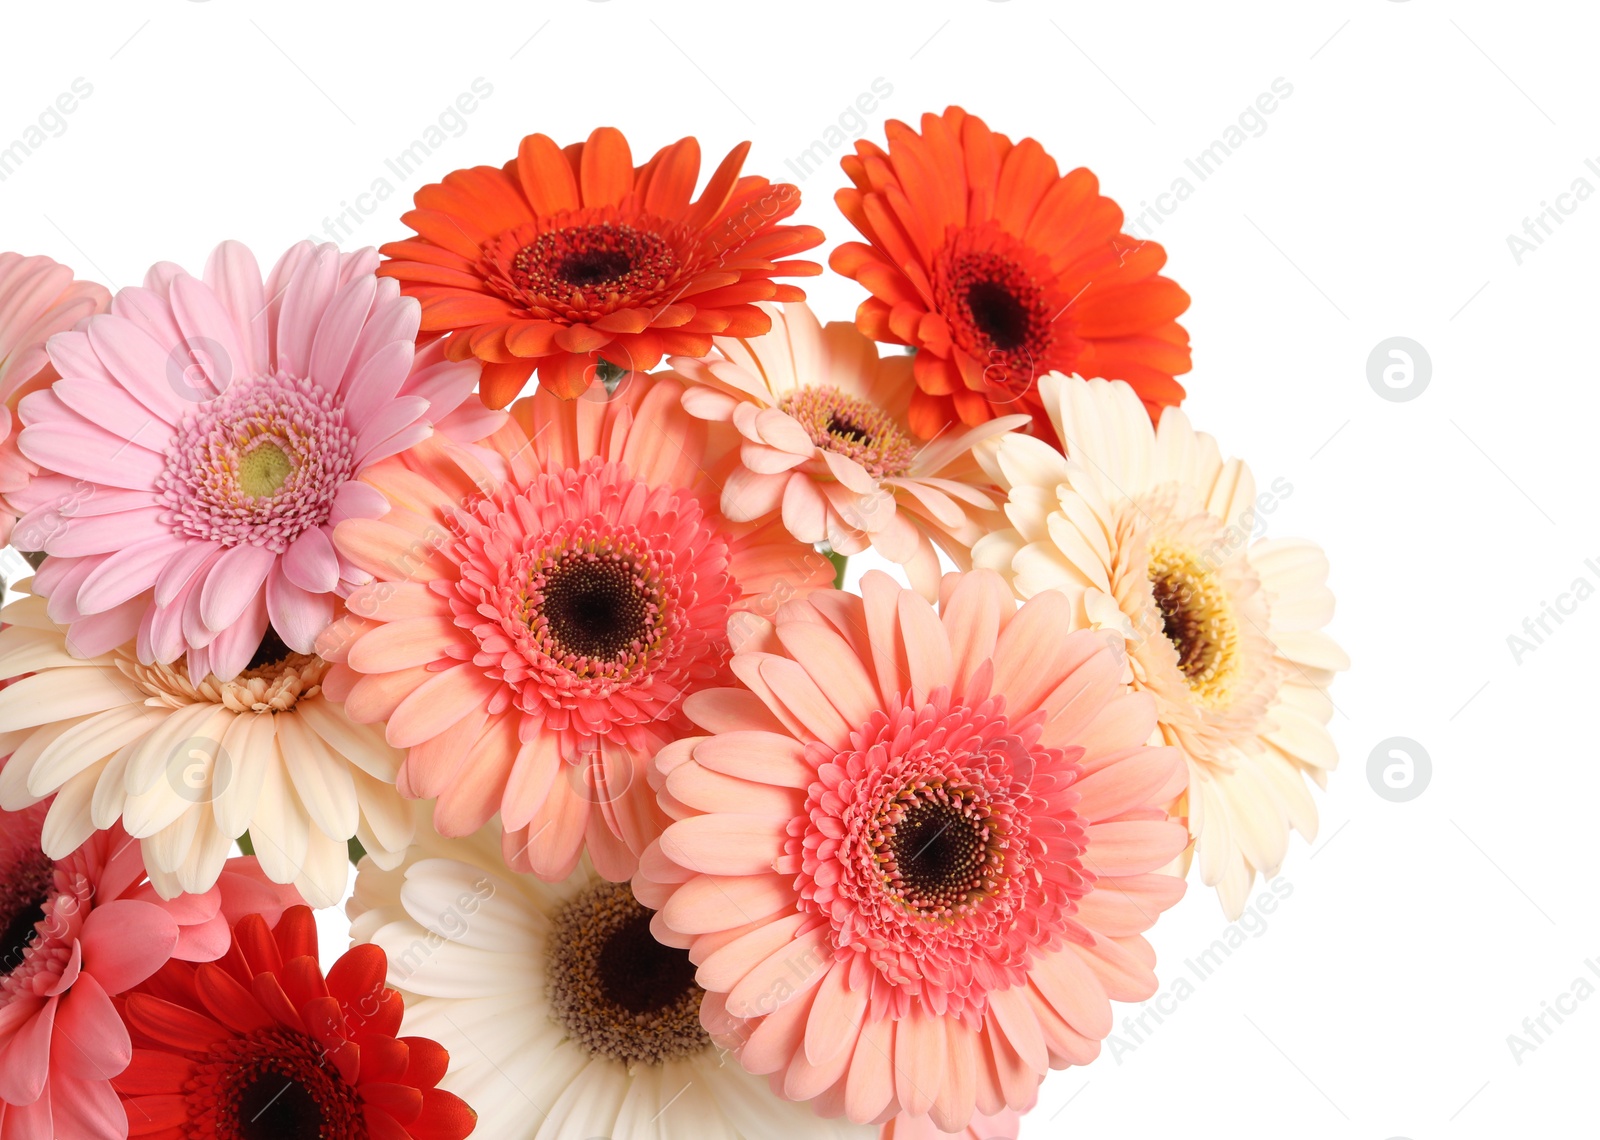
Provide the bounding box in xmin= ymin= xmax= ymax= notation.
xmin=670 ymin=302 xmax=1027 ymax=596
xmin=0 ymin=590 xmax=411 ymax=906
xmin=348 ymin=806 xmax=873 ymax=1140
xmin=972 ymin=374 xmax=1348 ymax=916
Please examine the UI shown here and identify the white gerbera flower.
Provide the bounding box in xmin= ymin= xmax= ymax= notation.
xmin=972 ymin=374 xmax=1349 ymax=916
xmin=0 ymin=590 xmax=411 ymax=905
xmin=348 ymin=808 xmax=875 ymax=1140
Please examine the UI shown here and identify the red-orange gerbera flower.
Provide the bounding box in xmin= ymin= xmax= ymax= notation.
xmin=830 ymin=106 xmax=1192 ymax=438
xmin=379 ymin=128 xmax=824 ymax=407
xmin=115 ymin=906 xmax=476 ymax=1140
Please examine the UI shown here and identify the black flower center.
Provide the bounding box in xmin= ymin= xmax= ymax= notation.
xmin=245 ymin=627 xmax=294 ymax=673
xmin=966 ymin=279 xmax=1031 ymax=352
xmin=0 ymin=847 xmax=53 ymax=976
xmin=597 ymin=908 xmax=700 ymax=1015
xmin=236 ymin=1073 xmax=325 ymax=1140
xmin=558 ymin=247 xmax=635 ymax=288
xmin=539 ymin=554 xmax=654 ymax=660
xmin=880 ymin=796 xmax=998 ymax=916
xmin=508 ymin=222 xmax=680 ymax=307
xmin=546 ymin=882 xmax=709 ymax=1066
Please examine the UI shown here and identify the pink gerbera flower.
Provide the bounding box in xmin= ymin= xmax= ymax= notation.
xmin=322 ymin=374 xmax=833 ymax=882
xmin=635 ymin=570 xmax=1190 ymax=1131
xmin=0 ymin=253 xmax=109 ymax=548
xmin=882 ymin=1107 xmax=1021 ymax=1139
xmin=0 ymin=793 xmax=297 ymax=1139
xmin=9 ymin=241 xmax=502 ymax=682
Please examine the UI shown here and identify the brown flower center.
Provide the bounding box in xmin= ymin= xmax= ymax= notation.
xmin=779 ymin=386 xmax=915 ymax=479
xmin=0 ymin=847 xmax=52 ymax=977
xmin=546 ymin=881 xmax=709 ymax=1066
xmin=1147 ymin=541 xmax=1242 ymax=706
xmin=511 ymin=222 xmax=679 ymax=304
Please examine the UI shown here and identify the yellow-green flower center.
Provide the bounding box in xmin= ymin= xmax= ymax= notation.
xmin=239 ymin=442 xmax=293 ymax=498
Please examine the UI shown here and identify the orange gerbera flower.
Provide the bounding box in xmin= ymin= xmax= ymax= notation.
xmin=830 ymin=106 xmax=1192 ymax=438
xmin=379 ymin=127 xmax=825 ymax=407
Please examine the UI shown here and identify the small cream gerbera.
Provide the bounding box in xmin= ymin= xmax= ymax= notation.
xmin=0 ymin=590 xmax=411 ymax=905
xmin=972 ymin=374 xmax=1348 ymax=916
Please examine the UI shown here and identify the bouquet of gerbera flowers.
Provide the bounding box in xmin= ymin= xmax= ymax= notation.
xmin=0 ymin=106 xmax=1345 ymax=1140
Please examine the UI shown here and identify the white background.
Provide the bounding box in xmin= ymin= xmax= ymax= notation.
xmin=2 ymin=2 xmax=1594 ymax=1137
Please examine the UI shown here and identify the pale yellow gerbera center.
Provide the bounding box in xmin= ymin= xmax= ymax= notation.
xmin=1146 ymin=540 xmax=1242 ymax=709
xmin=121 ymin=650 xmax=326 ymax=714
xmin=238 ymin=441 xmax=293 ymax=498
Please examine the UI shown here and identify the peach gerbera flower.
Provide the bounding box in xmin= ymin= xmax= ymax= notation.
xmin=322 ymin=374 xmax=832 ymax=883
xmin=971 ymin=374 xmax=1348 ymax=917
xmin=635 ymin=570 xmax=1189 ymax=1132
xmin=670 ymin=302 xmax=1028 ymax=596
xmin=830 ymin=107 xmax=1191 ymax=439
xmin=0 ymin=253 xmax=109 ymax=547
xmin=379 ymin=127 xmax=824 ymax=407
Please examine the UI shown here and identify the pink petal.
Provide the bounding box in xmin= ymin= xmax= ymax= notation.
xmin=203 ymin=241 xmax=268 ymax=376
xmin=198 ymin=543 xmax=276 ymax=631
xmin=79 ymin=899 xmax=180 ymax=994
xmin=283 ymin=527 xmax=340 ymax=594
xmin=51 ymin=974 xmax=130 ymax=1080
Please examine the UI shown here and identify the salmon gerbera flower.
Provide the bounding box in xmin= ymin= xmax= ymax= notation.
xmin=322 ymin=374 xmax=833 ymax=883
xmin=635 ymin=570 xmax=1190 ymax=1132
xmin=115 ymin=905 xmax=476 ymax=1140
xmin=830 ymin=106 xmax=1192 ymax=439
xmin=379 ymin=127 xmax=825 ymax=408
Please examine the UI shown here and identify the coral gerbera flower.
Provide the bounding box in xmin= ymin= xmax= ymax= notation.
xmin=8 ymin=240 xmax=501 ymax=683
xmin=971 ymin=374 xmax=1348 ymax=917
xmin=635 ymin=569 xmax=1190 ymax=1131
xmin=115 ymin=905 xmax=476 ymax=1140
xmin=322 ymin=374 xmax=832 ymax=882
xmin=378 ymin=127 xmax=824 ymax=407
xmin=0 ymin=252 xmax=109 ymax=548
xmin=0 ymin=794 xmax=296 ymax=1139
xmin=830 ymin=106 xmax=1191 ymax=439
xmin=670 ymin=301 xmax=1028 ymax=596
xmin=882 ymin=1107 xmax=1022 ymax=1139
xmin=347 ymin=805 xmax=871 ymax=1140
xmin=0 ymin=591 xmax=412 ymax=908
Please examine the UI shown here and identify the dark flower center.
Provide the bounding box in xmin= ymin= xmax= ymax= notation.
xmin=538 ymin=553 xmax=655 ymax=661
xmin=546 ymin=882 xmax=709 ymax=1066
xmin=597 ymin=908 xmax=700 ymax=1015
xmin=245 ymin=627 xmax=294 ymax=673
xmin=510 ymin=222 xmax=680 ymax=304
xmin=199 ymin=1028 xmax=363 ymax=1140
xmin=1146 ymin=541 xmax=1240 ymax=705
xmin=882 ymin=797 xmax=996 ymax=915
xmin=777 ymin=386 xmax=915 ymax=480
xmin=235 ymin=1072 xmax=325 ymax=1140
xmin=965 ymin=279 xmax=1032 ymax=352
xmin=0 ymin=846 xmax=53 ymax=976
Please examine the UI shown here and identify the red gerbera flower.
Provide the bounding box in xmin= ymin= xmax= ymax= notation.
xmin=830 ymin=106 xmax=1192 ymax=438
xmin=379 ymin=127 xmax=825 ymax=407
xmin=114 ymin=906 xmax=475 ymax=1140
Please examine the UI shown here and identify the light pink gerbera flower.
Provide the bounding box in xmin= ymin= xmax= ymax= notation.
xmin=635 ymin=570 xmax=1190 ymax=1131
xmin=671 ymin=302 xmax=1027 ymax=596
xmin=0 ymin=253 xmax=109 ymax=548
xmin=322 ymin=374 xmax=833 ymax=883
xmin=0 ymin=793 xmax=297 ymax=1139
xmin=9 ymin=241 xmax=502 ymax=682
